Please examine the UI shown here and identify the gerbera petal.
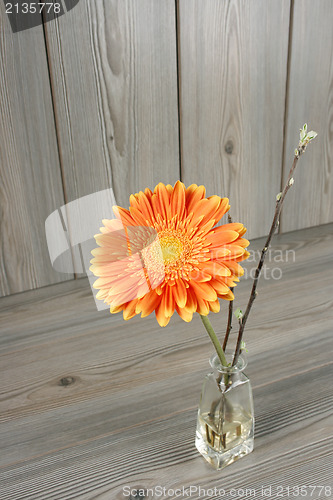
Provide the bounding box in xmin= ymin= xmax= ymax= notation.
xmin=235 ymin=237 xmax=250 ymax=248
xmin=184 ymin=286 xmax=197 ymax=313
xmin=189 ymin=267 xmax=212 ymax=282
xmin=123 ymin=299 xmax=139 ymax=320
xmin=130 ymin=191 xmax=155 ymax=224
xmin=186 ymin=213 xmax=205 ymax=232
xmin=172 ymin=278 xmax=187 ymax=308
xmin=197 ymin=261 xmax=231 ymax=278
xmin=209 ymin=299 xmax=220 ymax=313
xmin=194 ymin=218 xmax=216 ymax=236
xmin=96 ymin=289 xmax=109 ymax=300
xmin=201 ymin=195 xmax=222 ymax=221
xmin=195 ymin=296 xmax=210 ymax=315
xmin=223 ymin=245 xmax=246 ymax=259
xmin=224 ymin=261 xmax=245 ymax=277
xmin=155 ymin=296 xmax=171 ymax=326
xmin=144 ymin=187 xmax=153 ymax=198
xmin=155 ymin=182 xmax=171 ymax=219
xmin=211 ymin=198 xmax=230 ymax=223
xmin=136 ymin=290 xmax=162 ymax=317
xmin=91 ymin=247 xmax=113 ymax=257
xmin=185 ymin=183 xmax=198 ymax=203
xmin=93 ymin=277 xmax=114 ymax=289
xmin=113 ymin=206 xmax=136 ymax=226
xmin=170 ymin=180 xmax=185 ymax=219
xmin=163 ymin=284 xmax=175 ymax=317
xmin=206 ymin=228 xmax=240 ymax=246
xmin=111 ymin=274 xmax=148 ymax=295
xmin=236 ymin=250 xmax=250 ymax=262
xmin=109 ymin=284 xmax=147 ymax=306
xmin=176 ymin=304 xmax=193 ymax=322
xmin=209 ymin=247 xmax=231 ymax=259
xmin=218 ymin=222 xmax=245 ymax=234
xmin=220 ymin=289 xmax=234 ymax=301
xmin=190 ymin=281 xmax=217 ymax=302
xmin=189 ymin=197 xmax=220 ymax=229
xmin=186 ymin=184 xmax=206 ymax=214
xmin=151 ymin=194 xmax=164 ymax=221
xmin=101 ymin=218 xmax=124 ymax=233
xmin=129 ymin=206 xmax=150 ymax=226
xmin=210 ymin=278 xmax=231 ymax=295
xmin=110 ymin=304 xmax=124 ymax=314
xmin=224 ymin=277 xmax=240 ymax=287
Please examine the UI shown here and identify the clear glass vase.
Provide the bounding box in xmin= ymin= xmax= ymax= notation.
xmin=195 ymin=351 xmax=254 ymax=469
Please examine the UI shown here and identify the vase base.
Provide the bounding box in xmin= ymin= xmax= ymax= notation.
xmin=195 ymin=432 xmax=254 ymax=470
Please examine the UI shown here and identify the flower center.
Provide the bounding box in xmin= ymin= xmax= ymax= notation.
xmin=159 ymin=236 xmax=183 ymax=264
xmin=140 ymin=228 xmax=194 ymax=288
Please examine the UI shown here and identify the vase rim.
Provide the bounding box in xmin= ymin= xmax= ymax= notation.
xmin=209 ymin=350 xmax=247 ymax=373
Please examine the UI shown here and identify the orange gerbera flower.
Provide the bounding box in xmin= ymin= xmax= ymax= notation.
xmin=90 ymin=181 xmax=249 ymax=326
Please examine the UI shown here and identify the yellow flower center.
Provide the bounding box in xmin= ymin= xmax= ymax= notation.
xmin=140 ymin=227 xmax=194 ymax=287
xmin=159 ymin=236 xmax=183 ymax=264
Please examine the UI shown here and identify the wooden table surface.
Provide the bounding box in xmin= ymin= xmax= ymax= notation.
xmin=1 ymin=224 xmax=333 ymax=500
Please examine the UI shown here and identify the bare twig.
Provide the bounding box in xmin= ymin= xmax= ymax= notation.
xmin=223 ymin=287 xmax=234 ymax=351
xmin=232 ymin=134 xmax=315 ymax=367
xmin=222 ymin=214 xmax=234 ymax=351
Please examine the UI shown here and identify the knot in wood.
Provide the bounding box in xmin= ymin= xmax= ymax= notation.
xmin=59 ymin=376 xmax=75 ymax=387
xmin=224 ymin=140 xmax=234 ymax=155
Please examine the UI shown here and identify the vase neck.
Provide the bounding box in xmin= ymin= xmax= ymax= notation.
xmin=209 ymin=351 xmax=247 ymax=375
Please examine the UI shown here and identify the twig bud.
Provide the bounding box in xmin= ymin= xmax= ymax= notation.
xmin=234 ymin=308 xmax=243 ymax=320
xmin=240 ymin=341 xmax=248 ymax=353
xmin=300 ymin=123 xmax=307 ymax=141
xmin=289 ymin=178 xmax=295 ymax=186
xmin=299 ymin=123 xmax=318 ymax=150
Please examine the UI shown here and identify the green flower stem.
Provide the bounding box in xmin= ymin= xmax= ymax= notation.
xmin=200 ymin=315 xmax=228 ymax=367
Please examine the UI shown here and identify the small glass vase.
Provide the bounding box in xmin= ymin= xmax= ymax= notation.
xmin=195 ymin=351 xmax=254 ymax=470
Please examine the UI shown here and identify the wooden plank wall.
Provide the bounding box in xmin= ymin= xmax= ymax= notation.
xmin=0 ymin=0 xmax=332 ymax=297
xmin=44 ymin=0 xmax=180 ymax=206
xmin=177 ymin=0 xmax=290 ymax=237
xmin=0 ymin=9 xmax=72 ymax=296
xmin=280 ymin=0 xmax=333 ymax=232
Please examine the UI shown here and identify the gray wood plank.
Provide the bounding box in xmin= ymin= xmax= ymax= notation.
xmin=1 ymin=398 xmax=332 ymax=499
xmin=44 ymin=0 xmax=180 ymax=207
xmin=0 ymin=224 xmax=332 ymax=498
xmin=178 ymin=0 xmax=291 ymax=239
xmin=0 ymin=6 xmax=72 ymax=296
xmin=281 ymin=0 xmax=333 ymax=232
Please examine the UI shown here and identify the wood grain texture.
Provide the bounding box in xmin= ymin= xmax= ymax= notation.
xmin=1 ymin=224 xmax=332 ymax=498
xmin=178 ymin=0 xmax=291 ymax=239
xmin=44 ymin=0 xmax=180 ymax=207
xmin=0 ymin=6 xmax=72 ymax=296
xmin=280 ymin=0 xmax=333 ymax=232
